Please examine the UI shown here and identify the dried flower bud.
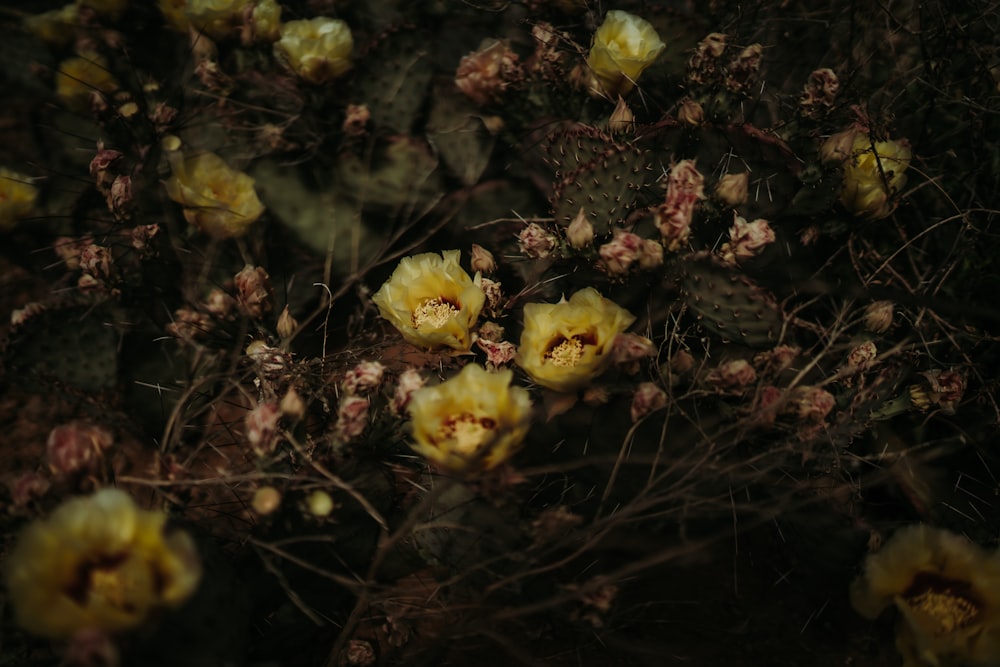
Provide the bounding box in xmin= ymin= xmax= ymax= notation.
xmin=608 ymin=96 xmax=634 ymax=134
xmin=631 ymin=382 xmax=667 ymax=422
xmin=235 ymin=264 xmax=273 ymax=319
xmin=479 ymin=321 xmax=505 ymax=342
xmin=610 ymin=332 xmax=656 ymax=373
xmin=753 ymin=345 xmax=800 ymax=374
xmin=54 ymin=237 xmax=85 ymax=270
xmin=166 ymin=308 xmax=213 ymax=342
xmin=280 ymin=387 xmax=306 ymax=420
xmin=10 ymin=472 xmax=50 ymax=507
xmin=252 ymin=486 xmax=282 ymax=515
xmin=79 ymin=244 xmax=113 ymax=281
xmin=392 ymin=369 xmax=426 ymax=414
xmin=130 ymin=224 xmax=160 ymax=253
xmin=599 ymin=229 xmax=643 ymax=275
xmin=677 ymin=98 xmax=704 ymax=126
xmin=204 ymin=288 xmax=235 ymax=318
xmin=334 ymin=395 xmax=369 ymax=441
xmin=913 ymin=369 xmax=966 ymax=414
xmin=800 ymin=68 xmax=839 ymax=119
xmin=566 ymin=208 xmax=595 ymax=249
xmin=276 ymin=305 xmax=298 ymax=339
xmin=864 ymin=300 xmax=894 ymax=333
xmin=670 ymin=349 xmax=695 ymax=375
xmin=341 ymin=361 xmax=385 ymax=395
xmin=47 ymin=422 xmax=113 ymax=477
xmin=480 ymin=277 xmax=505 ymax=317
xmin=455 ymin=39 xmax=522 ymax=106
xmin=470 ymin=244 xmax=496 ymax=274
xmin=792 ymin=386 xmax=835 ymax=421
xmin=655 ymin=160 xmax=705 ymax=250
xmin=715 ymin=172 xmax=749 ymax=206
xmin=819 ymin=127 xmax=860 ymax=164
xmin=11 ymin=302 xmax=45 ymax=328
xmin=344 ymin=639 xmax=376 ymax=667
xmin=720 ymin=215 xmax=775 ymax=264
xmin=846 ymin=341 xmax=877 ymax=371
xmin=108 ymin=175 xmax=133 ymax=219
xmin=725 ymin=43 xmax=763 ymax=94
xmin=246 ymin=402 xmax=282 ymax=456
xmin=638 ymin=239 xmax=664 ymax=270
xmin=477 ymin=337 xmax=517 ymax=369
xmin=518 ymin=223 xmax=558 ymax=258
xmin=705 ymin=359 xmax=757 ymax=391
xmin=688 ymin=33 xmax=727 ymax=84
xmin=342 ymin=103 xmax=370 ymax=138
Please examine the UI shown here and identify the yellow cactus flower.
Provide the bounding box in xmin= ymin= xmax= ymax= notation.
xmin=251 ymin=0 xmax=281 ymax=43
xmin=55 ymin=53 xmax=119 ymax=112
xmin=587 ymin=10 xmax=665 ymax=97
xmin=516 ymin=287 xmax=636 ymax=393
xmin=0 ymin=168 xmax=40 ymax=230
xmin=407 ymin=364 xmax=533 ymax=472
xmin=25 ymin=4 xmax=80 ymax=47
xmin=4 ymin=488 xmax=201 ymax=639
xmin=851 ymin=524 xmax=1000 ymax=667
xmin=274 ymin=17 xmax=354 ymax=85
xmin=371 ymin=250 xmax=486 ymax=352
xmin=839 ymin=132 xmax=911 ymax=220
xmin=163 ymin=150 xmax=265 ymax=239
xmin=158 ymin=0 xmax=189 ymax=33
xmin=185 ymin=0 xmax=249 ymax=39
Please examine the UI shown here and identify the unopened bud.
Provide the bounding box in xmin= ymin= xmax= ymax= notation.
xmin=519 ymin=223 xmax=558 ymax=258
xmin=276 ymin=305 xmax=298 ymax=339
xmin=631 ymin=382 xmax=667 ymax=422
xmin=864 ymin=301 xmax=894 ymax=334
xmin=307 ymin=490 xmax=335 ymax=517
xmin=280 ymin=387 xmax=306 ymax=420
xmin=235 ymin=264 xmax=274 ymax=319
xmin=608 ymin=96 xmax=634 ymax=134
xmin=470 ymin=244 xmax=496 ymax=274
xmin=715 ymin=172 xmax=749 ymax=206
xmin=252 ymin=486 xmax=282 ymax=515
xmin=677 ymin=98 xmax=704 ymax=126
xmin=566 ymin=208 xmax=595 ymax=249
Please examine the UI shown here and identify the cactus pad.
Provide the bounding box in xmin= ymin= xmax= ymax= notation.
xmin=353 ymin=28 xmax=433 ymax=135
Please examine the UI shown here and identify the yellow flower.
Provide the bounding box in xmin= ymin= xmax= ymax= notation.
xmin=55 ymin=53 xmax=119 ymax=112
xmin=185 ymin=0 xmax=249 ymax=39
xmin=4 ymin=488 xmax=201 ymax=639
xmin=158 ymin=0 xmax=189 ymax=33
xmin=371 ymin=250 xmax=486 ymax=352
xmin=839 ymin=132 xmax=911 ymax=220
xmin=251 ymin=0 xmax=281 ymax=43
xmin=407 ymin=364 xmax=533 ymax=472
xmin=0 ymin=168 xmax=40 ymax=230
xmin=25 ymin=4 xmax=79 ymax=47
xmin=163 ymin=149 xmax=265 ymax=239
xmin=851 ymin=524 xmax=1000 ymax=667
xmin=516 ymin=287 xmax=636 ymax=392
xmin=587 ymin=10 xmax=665 ymax=97
xmin=274 ymin=17 xmax=354 ymax=85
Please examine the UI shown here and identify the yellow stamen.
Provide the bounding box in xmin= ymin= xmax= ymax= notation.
xmin=437 ymin=413 xmax=496 ymax=455
xmin=412 ymin=297 xmax=458 ymax=329
xmin=545 ymin=336 xmax=585 ymax=367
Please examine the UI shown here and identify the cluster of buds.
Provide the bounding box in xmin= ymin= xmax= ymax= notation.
xmin=654 ymin=160 xmax=705 ymax=250
xmin=598 ymin=229 xmax=663 ymax=276
xmin=909 ymin=369 xmax=966 ymax=414
xmin=455 ymin=39 xmax=523 ymax=106
xmin=800 ymin=68 xmax=839 ymax=119
xmin=753 ymin=384 xmax=835 ymax=430
xmin=518 ymin=222 xmax=558 ymax=259
xmin=719 ymin=214 xmax=775 ymax=264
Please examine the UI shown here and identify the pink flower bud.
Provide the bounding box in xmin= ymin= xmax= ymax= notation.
xmin=235 ymin=264 xmax=273 ymax=319
xmin=705 ymin=359 xmax=757 ymax=391
xmin=341 ymin=361 xmax=385 ymax=395
xmin=47 ymin=422 xmax=113 ymax=476
xmin=720 ymin=214 xmax=774 ymax=264
xmin=598 ymin=229 xmax=642 ymax=275
xmin=246 ymin=402 xmax=282 ymax=456
xmin=631 ymin=382 xmax=667 ymax=422
xmin=334 ymin=395 xmax=369 ymax=441
xmin=519 ymin=223 xmax=558 ymax=259
xmin=392 ymin=369 xmax=426 ymax=413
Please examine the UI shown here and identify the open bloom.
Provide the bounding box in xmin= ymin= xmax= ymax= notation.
xmin=274 ymin=17 xmax=353 ymax=84
xmin=163 ymin=150 xmax=265 ymax=239
xmin=185 ymin=0 xmax=250 ymax=39
xmin=851 ymin=525 xmax=1000 ymax=667
xmin=517 ymin=288 xmax=636 ymax=392
xmin=0 ymin=168 xmax=40 ymax=230
xmin=407 ymin=364 xmax=532 ymax=472
xmin=371 ymin=250 xmax=486 ymax=352
xmin=839 ymin=132 xmax=912 ymax=219
xmin=4 ymin=488 xmax=201 ymax=639
xmin=587 ymin=10 xmax=665 ymax=97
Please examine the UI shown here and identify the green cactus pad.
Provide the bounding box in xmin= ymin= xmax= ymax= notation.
xmin=542 ymin=124 xmax=621 ymax=180
xmin=426 ymin=83 xmax=496 ymax=187
xmin=353 ymin=28 xmax=433 ymax=135
xmin=678 ymin=252 xmax=784 ymax=348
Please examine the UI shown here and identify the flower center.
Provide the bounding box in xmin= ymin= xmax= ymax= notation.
xmin=66 ymin=552 xmax=136 ymax=612
xmin=902 ymin=571 xmax=982 ymax=635
xmin=412 ymin=297 xmax=459 ymax=329
xmin=437 ymin=413 xmax=497 ymax=455
xmin=544 ymin=333 xmax=596 ymax=367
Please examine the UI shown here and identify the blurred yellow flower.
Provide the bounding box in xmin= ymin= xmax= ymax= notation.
xmin=371 ymin=250 xmax=486 ymax=352
xmin=4 ymin=488 xmax=201 ymax=639
xmin=251 ymin=0 xmax=281 ymax=43
xmin=839 ymin=132 xmax=911 ymax=220
xmin=851 ymin=524 xmax=1000 ymax=667
xmin=517 ymin=287 xmax=636 ymax=392
xmin=0 ymin=168 xmax=40 ymax=230
xmin=158 ymin=0 xmax=189 ymax=33
xmin=25 ymin=4 xmax=79 ymax=47
xmin=407 ymin=364 xmax=532 ymax=472
xmin=163 ymin=150 xmax=265 ymax=239
xmin=274 ymin=17 xmax=354 ymax=85
xmin=587 ymin=10 xmax=665 ymax=97
xmin=55 ymin=53 xmax=119 ymax=112
xmin=185 ymin=0 xmax=249 ymax=39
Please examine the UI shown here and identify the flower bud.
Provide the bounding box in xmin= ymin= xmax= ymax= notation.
xmin=280 ymin=387 xmax=306 ymax=420
xmin=677 ymin=98 xmax=704 ymax=126
xmin=47 ymin=422 xmax=113 ymax=477
xmin=518 ymin=223 xmax=558 ymax=258
xmin=252 ymin=486 xmax=282 ymax=515
xmin=566 ymin=208 xmax=595 ymax=249
xmin=720 ymin=215 xmax=774 ymax=264
xmin=235 ymin=265 xmax=273 ymax=319
xmin=391 ymin=369 xmax=426 ymax=414
xmin=637 ymin=238 xmax=664 ymax=270
xmin=714 ymin=172 xmax=749 ymax=206
xmin=800 ymin=68 xmax=839 ymax=119
xmin=274 ymin=17 xmax=354 ymax=84
xmin=341 ymin=361 xmax=385 ymax=395
xmin=470 ymin=244 xmax=497 ymax=274
xmin=630 ymin=382 xmax=667 ymax=422
xmin=705 ymin=359 xmax=757 ymax=391
xmin=608 ymin=96 xmax=634 ymax=134
xmin=246 ymin=402 xmax=282 ymax=456
xmin=455 ymin=39 xmax=522 ymax=106
xmin=276 ymin=305 xmax=298 ymax=339
xmin=598 ymin=229 xmax=642 ymax=275
xmin=334 ymin=395 xmax=369 ymax=441
xmin=306 ymin=490 xmax=335 ymax=517
xmin=864 ymin=300 xmax=894 ymax=333
xmin=846 ymin=341 xmax=877 ymax=371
